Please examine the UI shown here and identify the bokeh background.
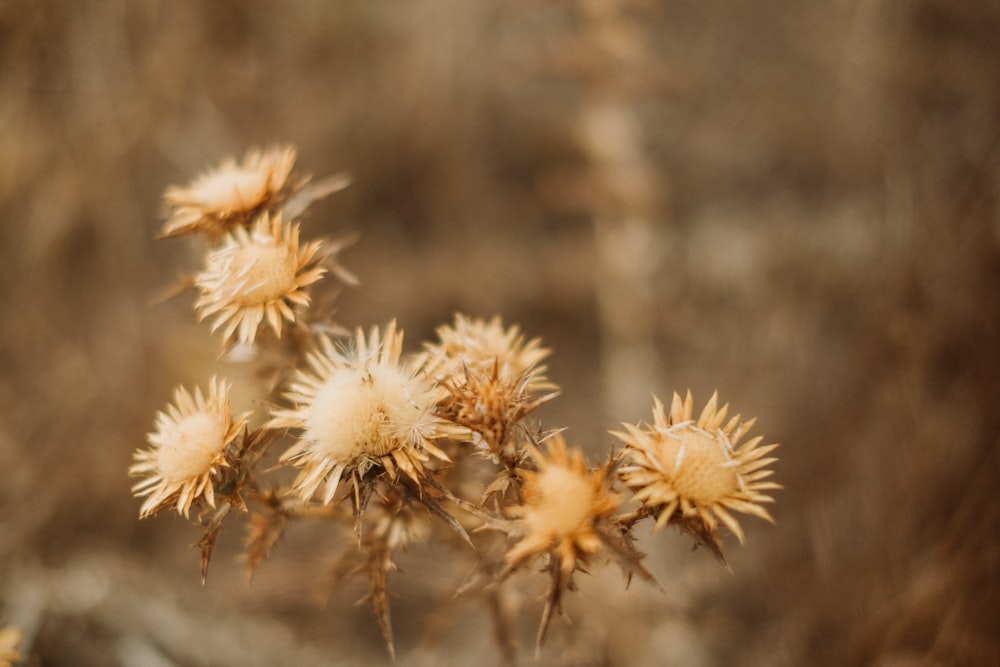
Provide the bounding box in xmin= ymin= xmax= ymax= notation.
xmin=2 ymin=1 xmax=999 ymax=665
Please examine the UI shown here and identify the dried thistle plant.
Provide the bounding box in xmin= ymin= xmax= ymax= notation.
xmin=133 ymin=144 xmax=782 ymax=662
xmin=614 ymin=391 xmax=781 ymax=557
xmin=161 ymin=145 xmax=348 ymax=241
xmin=130 ymin=378 xmax=249 ymax=519
xmin=161 ymin=145 xmax=300 ymax=240
xmin=416 ymin=314 xmax=552 ymax=383
xmin=269 ymin=322 xmax=458 ymax=513
xmin=496 ymin=435 xmax=653 ymax=652
xmin=420 ymin=315 xmax=559 ymax=467
xmin=194 ymin=212 xmax=327 ymax=346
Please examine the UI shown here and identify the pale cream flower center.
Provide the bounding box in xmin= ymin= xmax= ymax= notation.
xmin=306 ymin=366 xmax=423 ymax=463
xmin=225 ymin=243 xmax=297 ymax=305
xmin=656 ymin=426 xmax=738 ymax=504
xmin=157 ymin=411 xmax=228 ymax=483
xmin=197 ymin=168 xmax=269 ymax=210
xmin=526 ymin=466 xmax=595 ymax=537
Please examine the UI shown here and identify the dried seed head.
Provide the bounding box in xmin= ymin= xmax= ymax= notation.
xmin=270 ymin=322 xmax=455 ymax=506
xmin=505 ymin=436 xmax=620 ymax=576
xmin=161 ymin=145 xmax=303 ymax=240
xmin=195 ymin=213 xmax=325 ymax=346
xmin=131 ymin=378 xmax=249 ymax=518
xmin=419 ymin=315 xmax=558 ymax=462
xmin=614 ymin=391 xmax=781 ymax=545
xmin=416 ymin=314 xmax=552 ymax=389
xmin=439 ymin=363 xmax=558 ymax=464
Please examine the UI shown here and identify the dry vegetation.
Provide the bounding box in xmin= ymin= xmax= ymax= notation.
xmin=2 ymin=1 xmax=999 ymax=666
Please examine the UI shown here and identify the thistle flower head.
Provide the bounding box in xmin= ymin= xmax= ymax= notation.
xmin=195 ymin=213 xmax=325 ymax=346
xmin=161 ymin=145 xmax=302 ymax=239
xmin=505 ymin=436 xmax=619 ymax=576
xmin=614 ymin=391 xmax=780 ymax=545
xmin=270 ymin=322 xmax=455 ymax=506
xmin=131 ymin=378 xmax=249 ymax=518
xmin=416 ymin=314 xmax=552 ymax=388
xmin=439 ymin=364 xmax=559 ymax=464
xmin=419 ymin=315 xmax=558 ymax=462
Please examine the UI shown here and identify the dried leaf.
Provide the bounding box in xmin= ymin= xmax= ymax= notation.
xmin=195 ymin=503 xmax=232 ymax=584
xmin=243 ymin=508 xmax=289 ymax=582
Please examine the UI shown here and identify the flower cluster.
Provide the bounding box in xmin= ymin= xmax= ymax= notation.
xmin=131 ymin=146 xmax=781 ymax=661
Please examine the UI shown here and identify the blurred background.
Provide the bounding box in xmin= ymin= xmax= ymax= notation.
xmin=1 ymin=1 xmax=999 ymax=665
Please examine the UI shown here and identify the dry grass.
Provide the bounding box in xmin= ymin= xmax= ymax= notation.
xmin=1 ymin=1 xmax=999 ymax=665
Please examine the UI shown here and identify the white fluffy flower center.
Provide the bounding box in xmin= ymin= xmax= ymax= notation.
xmin=156 ymin=411 xmax=228 ymax=483
xmin=305 ymin=365 xmax=429 ymax=463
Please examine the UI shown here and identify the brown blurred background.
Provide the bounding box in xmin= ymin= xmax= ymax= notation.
xmin=2 ymin=1 xmax=999 ymax=665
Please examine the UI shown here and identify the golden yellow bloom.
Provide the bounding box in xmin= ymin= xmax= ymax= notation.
xmin=505 ymin=436 xmax=620 ymax=576
xmin=614 ymin=391 xmax=780 ymax=544
xmin=161 ymin=145 xmax=302 ymax=239
xmin=0 ymin=626 xmax=19 ymax=667
xmin=270 ymin=322 xmax=454 ymax=505
xmin=131 ymin=378 xmax=249 ymax=518
xmin=416 ymin=314 xmax=552 ymax=388
xmin=195 ymin=213 xmax=325 ymax=346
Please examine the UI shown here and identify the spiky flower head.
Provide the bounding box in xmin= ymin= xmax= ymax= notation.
xmin=504 ymin=436 xmax=620 ymax=577
xmin=194 ymin=213 xmax=325 ymax=346
xmin=161 ymin=145 xmax=303 ymax=240
xmin=416 ymin=314 xmax=552 ymax=388
xmin=270 ymin=322 xmax=455 ymax=506
xmin=419 ymin=315 xmax=558 ymax=462
xmin=131 ymin=378 xmax=249 ymax=518
xmin=614 ymin=391 xmax=780 ymax=545
xmin=438 ymin=365 xmax=559 ymax=465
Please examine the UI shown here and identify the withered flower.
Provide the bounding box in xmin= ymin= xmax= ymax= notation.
xmin=500 ymin=436 xmax=647 ymax=652
xmin=270 ymin=322 xmax=456 ymax=506
xmin=131 ymin=378 xmax=249 ymax=518
xmin=161 ymin=145 xmax=303 ymax=239
xmin=416 ymin=314 xmax=552 ymax=387
xmin=419 ymin=315 xmax=558 ymax=463
xmin=438 ymin=362 xmax=559 ymax=465
xmin=195 ymin=213 xmax=325 ymax=346
xmin=504 ymin=436 xmax=620 ymax=577
xmin=614 ymin=391 xmax=780 ymax=547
